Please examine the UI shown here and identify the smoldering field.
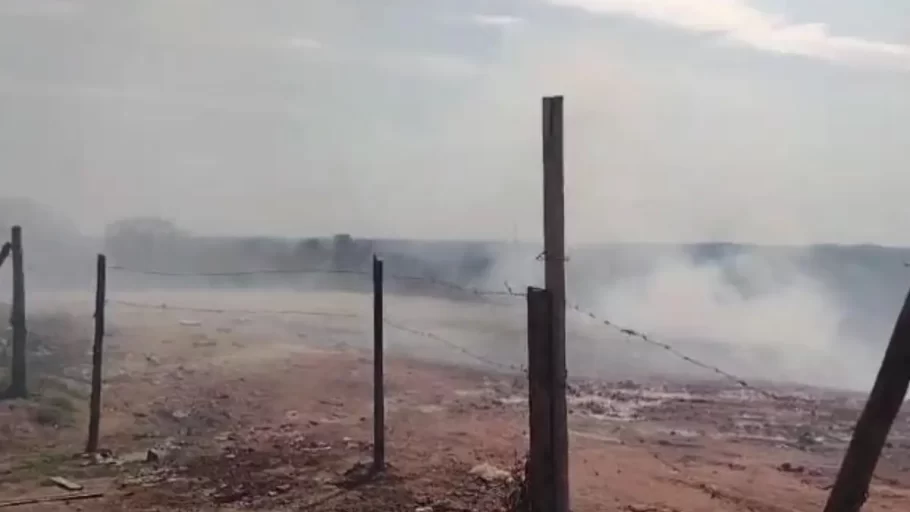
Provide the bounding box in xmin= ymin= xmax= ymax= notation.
xmin=23 ymin=231 xmax=910 ymax=394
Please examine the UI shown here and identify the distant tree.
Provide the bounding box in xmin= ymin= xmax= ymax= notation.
xmin=104 ymin=217 xmax=185 ymax=266
xmin=294 ymin=238 xmax=326 ymax=266
xmin=332 ymin=234 xmax=355 ymax=269
xmin=304 ymin=238 xmax=321 ymax=252
xmin=0 ymin=197 xmax=79 ymax=244
xmin=456 ymin=249 xmax=493 ymax=282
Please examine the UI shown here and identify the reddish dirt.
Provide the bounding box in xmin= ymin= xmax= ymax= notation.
xmin=1 ymin=299 xmax=909 ymax=511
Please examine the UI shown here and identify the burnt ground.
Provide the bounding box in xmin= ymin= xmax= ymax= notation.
xmin=0 ymin=291 xmax=908 ymax=511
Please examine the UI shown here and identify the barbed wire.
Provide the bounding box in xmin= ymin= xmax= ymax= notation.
xmin=383 ymin=317 xmax=522 ymax=373
xmin=109 ymin=265 xmax=362 ymax=277
xmin=105 ymin=295 xmax=520 ymax=372
xmin=110 ymin=264 xmax=777 ymax=399
xmin=502 ymin=280 xmax=780 ymax=399
xmin=108 ymin=299 xmax=360 ymax=318
xmin=564 ymin=301 xmax=782 ymax=401
xmin=108 ymin=264 xmax=526 ymax=300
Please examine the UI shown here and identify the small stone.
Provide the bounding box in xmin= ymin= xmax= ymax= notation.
xmin=145 ymin=449 xmax=162 ymax=463
xmin=49 ymin=476 xmax=83 ymax=491
xmin=469 ymin=463 xmax=512 ymax=482
xmin=778 ymin=462 xmax=805 ymax=474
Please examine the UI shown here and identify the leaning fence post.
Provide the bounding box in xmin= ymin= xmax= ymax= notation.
xmin=527 ymin=286 xmax=555 ymax=512
xmin=6 ymin=226 xmax=27 ymax=398
xmin=823 ymin=286 xmax=910 ymax=512
xmin=372 ymin=255 xmax=385 ymax=471
xmin=86 ymin=254 xmax=106 ymax=453
xmin=0 ymin=242 xmax=10 ymax=270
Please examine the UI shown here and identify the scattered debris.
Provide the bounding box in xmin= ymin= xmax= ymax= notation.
xmin=0 ymin=491 xmax=104 ymax=508
xmin=626 ymin=505 xmax=660 ymax=512
xmin=145 ymin=449 xmax=162 ymax=463
xmin=470 ymin=463 xmax=512 ymax=483
xmin=48 ymin=476 xmax=83 ymax=491
xmin=778 ymin=462 xmax=806 ymax=474
xmin=84 ymin=449 xmax=117 ymax=466
xmin=796 ymin=431 xmax=823 ymax=449
xmin=192 ymin=339 xmax=217 ymax=348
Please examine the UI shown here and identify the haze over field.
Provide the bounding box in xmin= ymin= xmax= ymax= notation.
xmin=1 ymin=0 xmax=909 ymax=391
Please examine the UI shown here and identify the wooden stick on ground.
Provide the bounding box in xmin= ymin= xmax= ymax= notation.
xmin=0 ymin=491 xmax=104 ymax=508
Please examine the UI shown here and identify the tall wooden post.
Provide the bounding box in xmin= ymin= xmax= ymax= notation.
xmin=542 ymin=95 xmax=569 ymax=512
xmin=86 ymin=254 xmax=107 ymax=453
xmin=6 ymin=226 xmax=27 ymax=398
xmin=527 ymin=287 xmax=555 ymax=512
xmin=372 ymin=255 xmax=385 ymax=471
xmin=823 ymin=287 xmax=910 ymax=512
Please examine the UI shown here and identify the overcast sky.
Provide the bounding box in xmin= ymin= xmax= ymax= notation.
xmin=1 ymin=0 xmax=908 ymax=244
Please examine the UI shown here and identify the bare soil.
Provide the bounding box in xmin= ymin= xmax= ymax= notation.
xmin=1 ymin=290 xmax=909 ymax=511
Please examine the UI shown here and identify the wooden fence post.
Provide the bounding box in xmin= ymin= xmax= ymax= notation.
xmin=372 ymin=255 xmax=385 ymax=471
xmin=542 ymin=95 xmax=569 ymax=512
xmin=6 ymin=226 xmax=27 ymax=399
xmin=527 ymin=286 xmax=555 ymax=512
xmin=86 ymin=254 xmax=107 ymax=453
xmin=0 ymin=242 xmax=10 ymax=270
xmin=823 ymin=286 xmax=910 ymax=512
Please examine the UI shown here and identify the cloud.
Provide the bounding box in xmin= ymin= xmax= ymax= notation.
xmin=2 ymin=0 xmax=910 ymax=244
xmin=470 ymin=14 xmax=524 ymax=27
xmin=286 ymin=37 xmax=324 ymax=51
xmin=373 ymin=51 xmax=481 ymax=79
xmin=547 ymin=0 xmax=910 ymax=69
xmin=0 ymin=0 xmax=80 ymax=17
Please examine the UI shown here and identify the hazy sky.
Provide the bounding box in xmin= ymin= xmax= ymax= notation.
xmin=1 ymin=0 xmax=908 ymax=244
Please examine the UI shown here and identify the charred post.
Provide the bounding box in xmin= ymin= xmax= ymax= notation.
xmin=372 ymin=255 xmax=385 ymax=471
xmin=86 ymin=254 xmax=107 ymax=453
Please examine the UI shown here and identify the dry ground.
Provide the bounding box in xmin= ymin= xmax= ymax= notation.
xmin=0 ymin=290 xmax=908 ymax=511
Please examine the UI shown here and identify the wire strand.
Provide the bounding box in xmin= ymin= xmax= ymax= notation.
xmin=108 ymin=264 xmax=526 ymax=299
xmin=383 ymin=317 xmax=521 ymax=373
xmin=566 ymin=302 xmax=782 ymax=401
xmin=109 ymin=265 xmax=777 ymax=399
xmin=108 ymin=299 xmax=359 ymax=318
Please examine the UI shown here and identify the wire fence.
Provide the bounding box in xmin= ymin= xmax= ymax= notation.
xmin=108 ymin=299 xmax=360 ymax=318
xmin=108 ymin=264 xmax=525 ymax=299
xmin=101 ymin=262 xmax=784 ymax=402
xmin=15 ymin=252 xmax=875 ymax=510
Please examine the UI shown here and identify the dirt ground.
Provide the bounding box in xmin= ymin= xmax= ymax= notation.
xmin=1 ymin=290 xmax=909 ymax=511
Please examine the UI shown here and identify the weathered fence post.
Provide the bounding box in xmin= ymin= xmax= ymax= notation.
xmin=0 ymin=242 xmax=10 ymax=270
xmin=86 ymin=254 xmax=107 ymax=453
xmin=527 ymin=286 xmax=555 ymax=512
xmin=823 ymin=286 xmax=910 ymax=512
xmin=542 ymin=95 xmax=569 ymax=512
xmin=6 ymin=226 xmax=27 ymax=399
xmin=372 ymin=255 xmax=385 ymax=471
